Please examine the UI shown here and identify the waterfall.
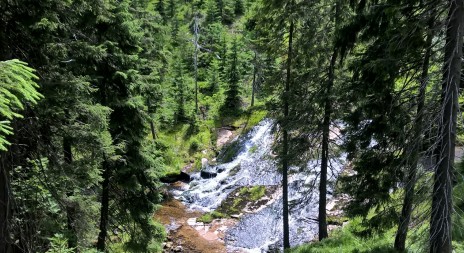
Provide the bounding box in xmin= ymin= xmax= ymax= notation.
xmin=172 ymin=119 xmax=346 ymax=252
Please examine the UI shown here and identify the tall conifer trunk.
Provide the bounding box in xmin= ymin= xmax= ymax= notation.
xmin=194 ymin=15 xmax=199 ymax=115
xmin=319 ymin=49 xmax=337 ymax=241
xmin=0 ymin=156 xmax=9 ymax=253
xmin=282 ymin=19 xmax=294 ymax=250
xmin=430 ymin=1 xmax=464 ymax=252
xmin=97 ymin=160 xmax=110 ymax=252
xmin=394 ymin=10 xmax=435 ymax=251
xmin=63 ymin=137 xmax=77 ymax=249
xmin=251 ymin=52 xmax=257 ymax=107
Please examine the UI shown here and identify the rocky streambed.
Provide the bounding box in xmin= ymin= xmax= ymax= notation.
xmin=156 ymin=119 xmax=348 ymax=252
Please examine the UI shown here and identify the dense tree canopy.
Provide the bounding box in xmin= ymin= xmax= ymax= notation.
xmin=0 ymin=0 xmax=463 ymax=252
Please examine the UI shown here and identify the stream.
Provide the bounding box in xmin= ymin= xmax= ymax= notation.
xmin=168 ymin=119 xmax=347 ymax=252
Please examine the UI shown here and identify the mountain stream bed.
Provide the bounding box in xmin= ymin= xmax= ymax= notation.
xmin=156 ymin=119 xmax=347 ymax=253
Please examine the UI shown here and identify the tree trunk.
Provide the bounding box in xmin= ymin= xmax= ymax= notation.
xmin=63 ymin=138 xmax=77 ymax=249
xmin=251 ymin=51 xmax=257 ymax=107
xmin=319 ymin=49 xmax=337 ymax=241
xmin=150 ymin=121 xmax=156 ymax=140
xmin=282 ymin=20 xmax=294 ymax=250
xmin=430 ymin=1 xmax=464 ymax=252
xmin=394 ymin=10 xmax=434 ymax=251
xmin=97 ymin=160 xmax=110 ymax=252
xmin=0 ymin=156 xmax=10 ymax=253
xmin=194 ymin=15 xmax=199 ymax=115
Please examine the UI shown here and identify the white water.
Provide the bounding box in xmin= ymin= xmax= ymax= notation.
xmin=173 ymin=119 xmax=346 ymax=252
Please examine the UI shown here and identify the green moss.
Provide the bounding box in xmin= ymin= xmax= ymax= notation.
xmin=249 ymin=185 xmax=266 ymax=200
xmin=197 ymin=213 xmax=213 ymax=223
xmin=249 ymin=145 xmax=258 ymax=154
xmin=212 ymin=211 xmax=226 ymax=219
xmin=216 ymin=186 xmax=271 ymax=216
xmin=197 ymin=211 xmax=226 ymax=223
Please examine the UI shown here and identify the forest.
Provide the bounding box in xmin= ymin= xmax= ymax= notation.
xmin=0 ymin=0 xmax=463 ymax=252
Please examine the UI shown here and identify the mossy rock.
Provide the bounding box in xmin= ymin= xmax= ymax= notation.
xmin=197 ymin=211 xmax=227 ymax=223
xmin=217 ymin=139 xmax=244 ymax=163
xmin=216 ymin=185 xmax=278 ymax=216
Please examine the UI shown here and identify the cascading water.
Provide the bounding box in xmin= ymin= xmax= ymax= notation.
xmin=172 ymin=119 xmax=346 ymax=253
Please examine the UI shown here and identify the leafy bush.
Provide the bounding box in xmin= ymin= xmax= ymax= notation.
xmin=46 ymin=234 xmax=74 ymax=253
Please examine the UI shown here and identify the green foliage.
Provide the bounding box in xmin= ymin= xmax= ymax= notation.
xmin=197 ymin=211 xmax=226 ymax=223
xmin=46 ymin=234 xmax=75 ymax=253
xmin=290 ymin=219 xmax=399 ymax=253
xmin=0 ymin=59 xmax=42 ymax=151
xmin=221 ymin=37 xmax=243 ymax=115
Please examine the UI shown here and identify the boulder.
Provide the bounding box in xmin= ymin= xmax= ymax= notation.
xmin=217 ymin=128 xmax=234 ymax=148
xmin=200 ymin=170 xmax=217 ymax=179
xmin=201 ymin=158 xmax=209 ymax=169
xmin=216 ymin=165 xmax=226 ymax=173
xmin=160 ymin=172 xmax=191 ymax=183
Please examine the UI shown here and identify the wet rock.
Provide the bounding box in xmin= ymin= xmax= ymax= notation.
xmin=165 ymin=242 xmax=173 ymax=249
xmin=217 ymin=165 xmax=226 ymax=173
xmin=266 ymin=243 xmax=281 ymax=253
xmin=200 ymin=170 xmax=217 ymax=179
xmin=160 ymin=172 xmax=191 ymax=183
xmin=174 ymin=246 xmax=183 ymax=252
xmin=217 ymin=140 xmax=243 ymax=163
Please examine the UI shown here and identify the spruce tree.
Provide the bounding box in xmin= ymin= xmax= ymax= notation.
xmin=430 ymin=0 xmax=464 ymax=252
xmin=222 ymin=38 xmax=242 ymax=114
xmin=93 ymin=1 xmax=164 ymax=251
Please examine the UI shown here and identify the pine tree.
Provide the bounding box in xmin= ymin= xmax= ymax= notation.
xmin=156 ymin=0 xmax=166 ymax=17
xmin=394 ymin=6 xmax=436 ymax=251
xmin=167 ymin=0 xmax=177 ymax=19
xmin=171 ymin=50 xmax=190 ymax=123
xmin=93 ymin=1 xmax=164 ymax=250
xmin=222 ymin=38 xmax=242 ymax=114
xmin=0 ymin=1 xmax=114 ymax=251
xmin=430 ymin=0 xmax=464 ymax=252
xmin=234 ymin=0 xmax=245 ymax=15
xmin=335 ymin=1 xmax=437 ymax=240
xmin=205 ymin=0 xmax=220 ymax=23
xmin=206 ymin=59 xmax=221 ymax=95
